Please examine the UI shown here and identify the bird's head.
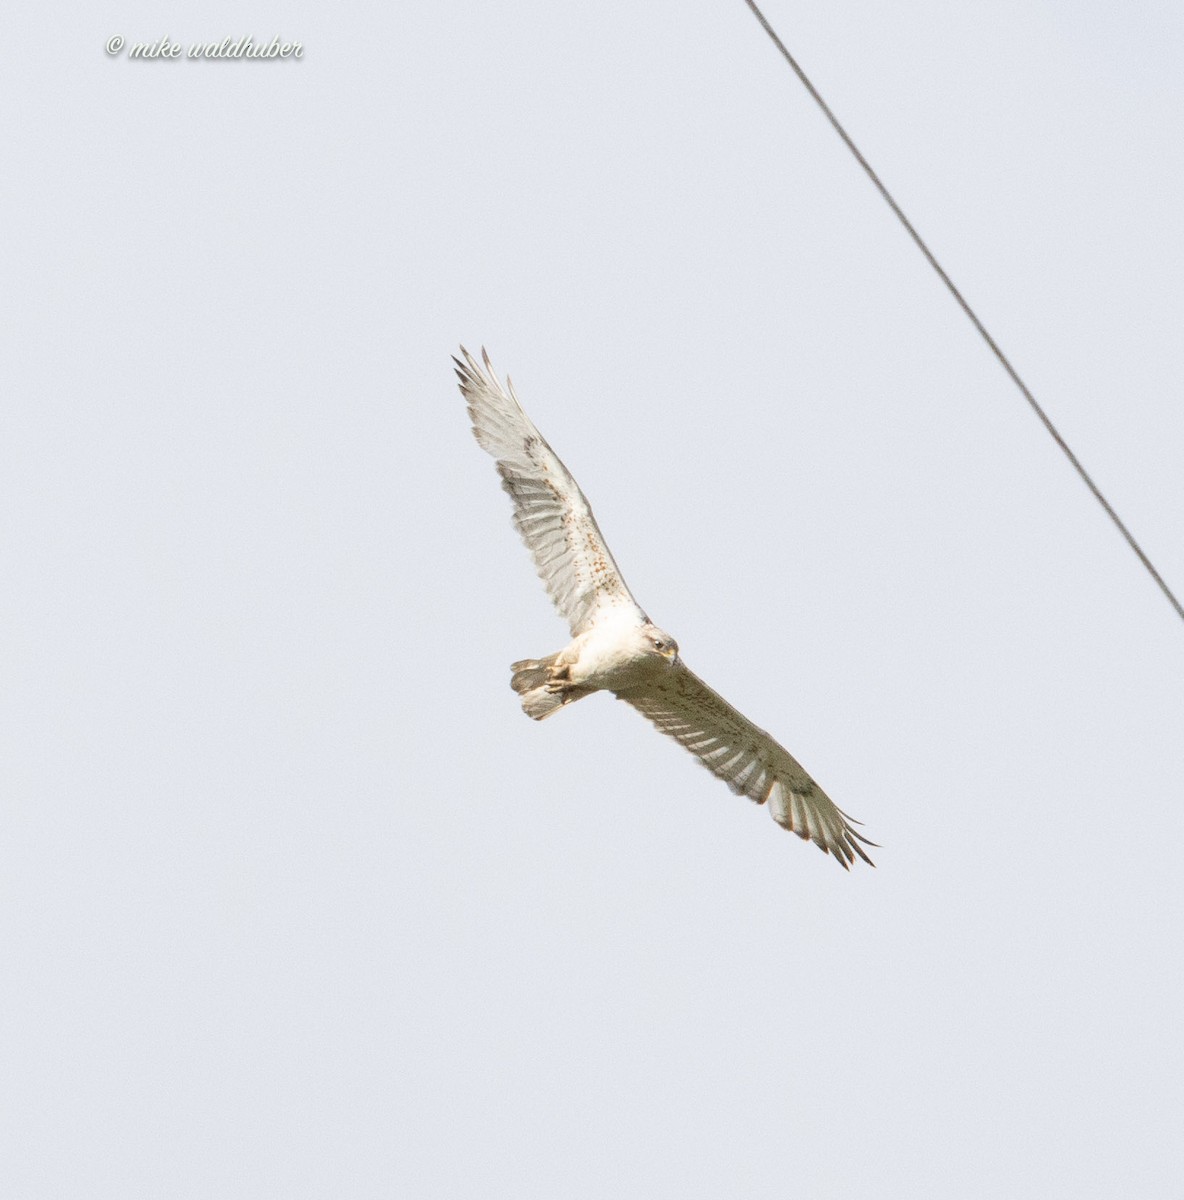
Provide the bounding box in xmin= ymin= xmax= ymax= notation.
xmin=642 ymin=625 xmax=680 ymax=665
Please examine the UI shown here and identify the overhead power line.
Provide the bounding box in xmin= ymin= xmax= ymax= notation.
xmin=741 ymin=0 xmax=1184 ymax=625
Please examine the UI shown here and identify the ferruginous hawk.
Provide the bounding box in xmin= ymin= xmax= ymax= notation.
xmin=456 ymin=347 xmax=874 ymax=869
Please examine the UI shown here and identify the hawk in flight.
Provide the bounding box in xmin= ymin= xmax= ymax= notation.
xmin=456 ymin=347 xmax=874 ymax=869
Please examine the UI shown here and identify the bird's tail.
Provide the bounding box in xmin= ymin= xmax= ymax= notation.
xmin=511 ymin=654 xmax=585 ymax=720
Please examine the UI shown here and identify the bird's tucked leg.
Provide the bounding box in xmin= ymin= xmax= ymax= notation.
xmin=544 ymin=663 xmax=572 ymax=693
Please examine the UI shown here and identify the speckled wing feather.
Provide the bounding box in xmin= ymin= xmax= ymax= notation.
xmin=618 ymin=664 xmax=875 ymax=868
xmin=456 ymin=347 xmax=647 ymax=636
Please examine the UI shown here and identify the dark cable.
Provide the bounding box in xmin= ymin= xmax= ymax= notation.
xmin=742 ymin=0 xmax=1184 ymax=624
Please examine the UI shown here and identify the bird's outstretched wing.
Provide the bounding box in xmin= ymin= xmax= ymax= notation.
xmin=456 ymin=346 xmax=647 ymax=636
xmin=617 ymin=664 xmax=875 ymax=868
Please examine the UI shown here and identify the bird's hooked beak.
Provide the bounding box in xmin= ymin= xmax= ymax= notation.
xmin=661 ymin=646 xmax=679 ymax=664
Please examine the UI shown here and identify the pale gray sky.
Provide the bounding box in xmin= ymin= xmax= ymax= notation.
xmin=4 ymin=1 xmax=1183 ymax=1196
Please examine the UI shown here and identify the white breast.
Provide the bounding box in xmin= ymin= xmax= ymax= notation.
xmin=568 ymin=608 xmax=652 ymax=691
